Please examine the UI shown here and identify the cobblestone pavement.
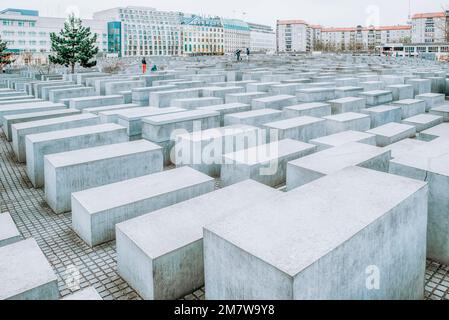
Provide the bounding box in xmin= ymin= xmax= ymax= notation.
xmin=0 ymin=128 xmax=447 ymax=300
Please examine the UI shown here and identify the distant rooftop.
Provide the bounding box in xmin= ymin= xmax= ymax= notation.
xmin=0 ymin=8 xmax=39 ymax=16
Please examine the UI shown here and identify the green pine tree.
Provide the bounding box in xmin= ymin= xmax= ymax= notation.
xmin=0 ymin=37 xmax=14 ymax=72
xmin=49 ymin=14 xmax=99 ymax=74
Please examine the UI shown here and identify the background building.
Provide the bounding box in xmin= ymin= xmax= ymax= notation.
xmin=276 ymin=20 xmax=310 ymax=53
xmin=248 ymin=22 xmax=276 ymax=53
xmin=411 ymin=12 xmax=448 ymax=43
xmin=93 ymin=6 xmax=183 ymax=57
xmin=0 ymin=8 xmax=108 ymax=61
xmin=181 ymin=15 xmax=224 ymax=56
xmin=221 ymin=18 xmax=250 ymax=54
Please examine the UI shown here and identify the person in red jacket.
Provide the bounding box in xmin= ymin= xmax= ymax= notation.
xmin=141 ymin=57 xmax=147 ymax=74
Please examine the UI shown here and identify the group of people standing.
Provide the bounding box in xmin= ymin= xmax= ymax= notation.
xmin=141 ymin=57 xmax=157 ymax=74
xmin=235 ymin=48 xmax=250 ymax=62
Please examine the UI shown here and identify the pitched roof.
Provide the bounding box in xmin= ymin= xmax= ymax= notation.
xmin=277 ymin=20 xmax=307 ymax=25
xmin=412 ymin=12 xmax=446 ymax=19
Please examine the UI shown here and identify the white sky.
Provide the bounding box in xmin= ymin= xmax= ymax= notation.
xmin=2 ymin=0 xmax=448 ymax=28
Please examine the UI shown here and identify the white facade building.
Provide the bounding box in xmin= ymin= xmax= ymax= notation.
xmin=248 ymin=22 xmax=275 ymax=53
xmin=93 ymin=6 xmax=183 ymax=57
xmin=0 ymin=8 xmax=108 ymax=56
xmin=276 ymin=20 xmax=309 ymax=53
xmin=221 ymin=18 xmax=250 ymax=54
xmin=411 ymin=12 xmax=447 ymax=43
xmin=181 ymin=15 xmax=224 ymax=56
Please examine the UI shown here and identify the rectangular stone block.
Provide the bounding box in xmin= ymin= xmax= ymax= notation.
xmin=0 ymin=98 xmax=41 ymax=106
xmin=202 ymin=86 xmax=245 ymax=99
xmin=0 ymin=101 xmax=66 ymax=121
xmin=3 ymin=108 xmax=80 ymax=141
xmin=416 ymin=93 xmax=445 ymax=111
xmin=406 ymin=79 xmax=431 ymax=96
xmin=0 ymin=212 xmax=21 ymax=247
xmin=296 ymin=88 xmax=335 ymax=102
xmin=247 ymin=82 xmax=280 ymax=93
xmin=286 ymin=142 xmax=390 ymax=190
xmin=282 ymin=103 xmax=331 ymax=118
xmin=44 ymin=140 xmax=163 ymax=214
xmin=251 ymin=95 xmax=297 ymax=110
xmin=12 ymin=114 xmax=100 ymax=163
xmin=310 ymin=130 xmax=376 ymax=151
xmin=360 ymin=81 xmax=384 ymax=91
xmin=116 ymin=107 xmax=185 ymax=137
xmin=175 ymin=125 xmax=261 ymax=177
xmin=383 ymin=138 xmax=428 ymax=159
xmin=328 ymin=97 xmax=366 ymax=114
xmin=197 ymin=103 xmax=251 ymax=126
xmin=131 ymin=85 xmax=177 ymax=106
xmin=268 ymin=84 xmax=302 ymax=95
xmin=390 ymin=139 xmax=449 ymax=264
xmin=0 ymin=238 xmax=59 ymax=300
xmin=361 ymin=105 xmax=402 ymax=129
xmin=104 ymin=80 xmax=145 ymax=96
xmin=225 ymin=92 xmax=268 ymax=104
xmin=419 ymin=123 xmax=449 ymax=141
xmin=72 ymin=166 xmax=215 ymax=247
xmin=392 ymin=99 xmax=426 ymax=119
xmin=204 ymin=166 xmax=427 ymax=300
xmin=69 ymin=95 xmax=124 ymax=110
xmin=334 ymin=86 xmax=365 ymax=98
xmin=402 ymin=114 xmax=444 ymax=132
xmin=366 ymin=122 xmax=416 ymax=147
xmin=150 ymin=88 xmax=200 ymax=107
xmin=323 ymin=112 xmax=371 ymax=134
xmin=42 ymin=84 xmax=82 ymax=100
xmin=263 ymin=116 xmax=327 ymax=142
xmin=82 ymin=103 xmax=141 ymax=115
xmin=221 ymin=139 xmax=316 ymax=187
xmin=26 ymin=123 xmax=128 ymax=188
xmin=170 ymin=97 xmax=223 ymax=109
xmin=359 ymin=90 xmax=393 ymax=106
xmin=116 ymin=180 xmax=280 ymax=300
xmin=49 ymin=87 xmax=95 ymax=103
xmin=430 ymin=105 xmax=449 ymax=122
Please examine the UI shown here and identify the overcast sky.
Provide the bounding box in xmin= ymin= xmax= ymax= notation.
xmin=3 ymin=0 xmax=448 ymax=27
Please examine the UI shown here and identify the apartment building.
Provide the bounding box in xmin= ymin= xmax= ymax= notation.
xmin=411 ymin=12 xmax=448 ymax=43
xmin=181 ymin=15 xmax=224 ymax=56
xmin=0 ymin=8 xmax=108 ymax=55
xmin=93 ymin=6 xmax=183 ymax=57
xmin=248 ymin=22 xmax=276 ymax=53
xmin=276 ymin=20 xmax=310 ymax=53
xmin=221 ymin=18 xmax=250 ymax=54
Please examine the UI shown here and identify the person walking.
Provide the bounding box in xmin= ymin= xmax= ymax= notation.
xmin=141 ymin=57 xmax=147 ymax=74
xmin=236 ymin=49 xmax=241 ymax=62
xmin=246 ymin=48 xmax=250 ymax=62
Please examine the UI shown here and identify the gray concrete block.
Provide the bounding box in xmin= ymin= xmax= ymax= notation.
xmin=72 ymin=166 xmax=215 ymax=247
xmin=334 ymin=86 xmax=364 ymax=98
xmin=263 ymin=116 xmax=327 ymax=142
xmin=196 ymin=103 xmax=251 ymax=126
xmin=416 ymin=93 xmax=445 ymax=112
xmin=251 ymin=95 xmax=297 ymax=110
xmin=419 ymin=123 xmax=449 ymax=141
xmin=392 ymin=99 xmax=426 ymax=119
xmin=0 ymin=212 xmax=21 ymax=248
xmin=150 ymin=88 xmax=201 ymax=107
xmin=44 ymin=140 xmax=163 ymax=214
xmin=296 ymin=88 xmax=335 ymax=103
xmin=283 ymin=103 xmax=331 ymax=118
xmin=406 ymin=79 xmax=432 ymax=96
xmin=361 ymin=105 xmax=402 ymax=129
xmin=170 ymin=97 xmax=223 ymax=109
xmin=323 ymin=112 xmax=371 ymax=134
xmin=69 ymin=95 xmax=124 ymax=110
xmin=358 ymin=90 xmax=393 ymax=106
xmin=402 ymin=114 xmax=444 ymax=132
xmin=328 ymin=97 xmax=366 ymax=114
xmin=309 ymin=130 xmax=376 ymax=151
xmin=366 ymin=122 xmax=416 ymax=147
xmin=225 ymin=92 xmax=268 ymax=105
xmin=430 ymin=105 xmax=449 ymax=122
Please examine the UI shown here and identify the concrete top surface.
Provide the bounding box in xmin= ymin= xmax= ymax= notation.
xmin=26 ymin=123 xmax=124 ymax=143
xmin=227 ymin=92 xmax=266 ymax=97
xmin=116 ymin=180 xmax=281 ymax=258
xmin=390 ymin=138 xmax=449 ymax=176
xmin=69 ymin=95 xmax=123 ymax=101
xmin=0 ymin=238 xmax=57 ymax=300
xmin=310 ymin=130 xmax=375 ymax=146
xmin=367 ymin=122 xmax=415 ymax=137
xmin=197 ymin=103 xmax=249 ymax=111
xmin=386 ymin=84 xmax=412 ymax=88
xmin=177 ymin=124 xmax=258 ymax=142
xmin=253 ymin=94 xmax=295 ymax=102
xmin=407 ymin=79 xmax=430 ymax=83
xmin=323 ymin=112 xmax=370 ymax=121
xmin=153 ymin=88 xmax=200 ymax=94
xmin=284 ymin=102 xmax=330 ymax=111
xmin=359 ymin=90 xmax=391 ymax=96
xmin=382 ymin=138 xmax=428 ymax=159
xmin=3 ymin=108 xmax=78 ymax=121
xmin=72 ymin=166 xmax=214 ymax=214
xmin=416 ymin=93 xmax=444 ymax=98
xmin=420 ymin=123 xmax=449 ymax=137
xmin=297 ymin=87 xmax=334 ymax=93
xmin=204 ymin=166 xmax=427 ymax=276
xmin=0 ymin=101 xmax=64 ymax=111
xmin=264 ymin=116 xmax=325 ymax=130
xmin=0 ymin=212 xmax=20 ymax=241
xmin=226 ymin=108 xmax=281 ymax=119
xmin=45 ymin=140 xmax=161 ymax=167
xmin=403 ymin=113 xmax=443 ymax=124
xmin=173 ymin=97 xmax=221 ymax=102
xmin=393 ymin=99 xmax=424 ymax=105
xmin=12 ymin=113 xmax=98 ymax=130
xmin=288 ymin=142 xmax=389 ymax=174
xmin=142 ymin=109 xmax=219 ymax=125
xmin=328 ymin=97 xmax=365 ymax=104
xmin=223 ymin=139 xmax=316 ymax=165
xmin=431 ymin=105 xmax=449 ymax=112
xmin=334 ymin=86 xmax=363 ymax=91
xmin=202 ymin=86 xmax=243 ymax=91
xmin=133 ymin=85 xmax=177 ymax=92
xmin=362 ymin=105 xmax=401 ymax=113
xmin=117 ymin=107 xmax=185 ymax=121
xmin=84 ymin=104 xmax=139 ymax=113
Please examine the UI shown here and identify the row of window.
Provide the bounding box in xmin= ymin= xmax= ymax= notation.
xmin=1 ymin=19 xmax=36 ymax=27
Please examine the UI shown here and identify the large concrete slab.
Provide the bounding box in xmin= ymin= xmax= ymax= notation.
xmin=286 ymin=142 xmax=390 ymax=190
xmin=44 ymin=140 xmax=163 ymax=214
xmin=361 ymin=105 xmax=402 ymax=129
xmin=323 ymin=112 xmax=371 ymax=134
xmin=69 ymin=95 xmax=124 ymax=110
xmin=25 ymin=123 xmax=128 ymax=188
xmin=402 ymin=114 xmax=444 ymax=132
xmin=0 ymin=101 xmax=66 ymax=122
xmin=204 ymin=166 xmax=428 ymax=299
xmin=197 ymin=103 xmax=251 ymax=126
xmin=224 ymin=108 xmax=282 ymax=127
xmin=72 ymin=166 xmax=215 ymax=247
xmin=251 ymin=95 xmax=297 ymax=110
xmin=116 ymin=180 xmax=281 ymax=300
xmin=0 ymin=238 xmax=59 ymax=300
xmin=262 ymin=116 xmax=327 ymax=142
xmin=309 ymin=130 xmax=376 ymax=151
xmin=0 ymin=212 xmax=21 ymax=248
xmin=366 ymin=122 xmax=416 ymax=147
xmin=392 ymin=99 xmax=426 ymax=119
